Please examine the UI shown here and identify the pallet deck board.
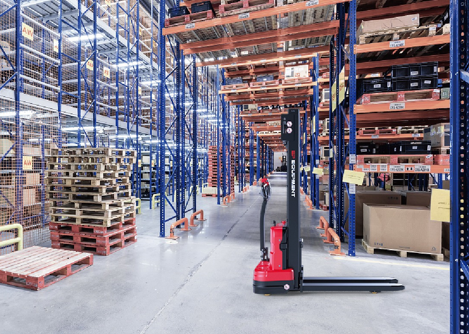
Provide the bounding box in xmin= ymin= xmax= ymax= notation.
xmin=0 ymin=246 xmax=93 ymax=290
xmin=362 ymin=240 xmax=443 ymax=261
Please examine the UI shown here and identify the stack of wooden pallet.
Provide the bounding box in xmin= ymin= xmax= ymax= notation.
xmin=204 ymin=145 xmax=235 ymax=196
xmin=46 ymin=147 xmax=137 ymax=256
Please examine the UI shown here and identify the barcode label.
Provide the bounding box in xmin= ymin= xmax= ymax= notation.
xmin=373 ymin=84 xmax=381 ymax=88
xmin=239 ymin=13 xmax=250 ymax=19
xmin=390 ymin=165 xmax=405 ymax=172
xmin=444 ymin=168 xmax=450 ymax=173
xmin=412 ymin=133 xmax=421 ymax=137
xmin=424 ymin=80 xmax=431 ymax=84
xmin=390 ymin=102 xmax=405 ymax=110
xmin=415 ymin=165 xmax=431 ymax=172
xmin=370 ymin=164 xmax=378 ymax=172
xmin=390 ymin=40 xmax=405 ymax=48
xmin=349 ymin=154 xmax=356 ymax=164
xmin=231 ymin=89 xmax=237 ymax=92
xmin=185 ymin=23 xmax=195 ymax=29
xmin=379 ymin=164 xmax=388 ymax=172
xmin=371 ymin=135 xmax=379 ymax=139
xmin=411 ymin=71 xmax=419 ymax=76
xmin=306 ymin=0 xmax=319 ymax=6
xmin=349 ymin=183 xmax=356 ymax=194
xmin=411 ymin=82 xmax=418 ymax=87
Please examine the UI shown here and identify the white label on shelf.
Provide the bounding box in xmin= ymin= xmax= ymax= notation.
xmin=424 ymin=80 xmax=431 ymax=84
xmin=426 ymin=154 xmax=433 ymax=159
xmin=231 ymin=63 xmax=237 ymax=66
xmin=412 ymin=146 xmax=418 ymax=150
xmin=373 ymin=84 xmax=381 ymax=88
xmin=412 ymin=133 xmax=421 ymax=137
xmin=261 ymin=86 xmax=267 ymax=89
xmin=370 ymin=164 xmax=378 ymax=172
xmin=371 ymin=135 xmax=379 ymax=139
xmin=349 ymin=183 xmax=356 ymax=194
xmin=390 ymin=165 xmax=405 ymax=172
xmin=185 ymin=23 xmax=195 ymax=29
xmin=295 ymin=54 xmax=302 ymax=58
xmin=295 ymin=83 xmax=301 ymax=86
xmin=316 ymin=159 xmax=319 ymax=165
xmin=231 ymin=89 xmax=237 ymax=92
xmin=349 ymin=154 xmax=356 ymax=164
xmin=411 ymin=82 xmax=418 ymax=87
xmin=379 ymin=164 xmax=388 ymax=172
xmin=306 ymin=0 xmax=319 ymax=6
xmin=260 ymin=59 xmax=267 ymax=63
xmin=444 ymin=168 xmax=450 ymax=173
xmin=415 ymin=165 xmax=431 ymax=172
xmin=370 ymin=73 xmax=380 ymax=77
xmin=405 ymin=166 xmax=414 ymax=172
xmin=390 ymin=40 xmax=405 ymax=48
xmin=411 ymin=71 xmax=419 ymax=76
xmin=357 ymin=165 xmax=363 ymax=169
xmin=390 ymin=102 xmax=405 ymax=110
xmin=363 ymin=167 xmax=370 ymax=172
xmin=427 ymin=145 xmax=431 ymax=151
xmin=239 ymin=13 xmax=250 ymax=19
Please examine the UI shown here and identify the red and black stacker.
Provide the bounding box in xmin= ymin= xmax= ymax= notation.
xmin=253 ymin=108 xmax=405 ymax=294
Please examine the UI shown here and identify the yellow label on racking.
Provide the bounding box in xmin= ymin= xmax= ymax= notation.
xmin=22 ymin=23 xmax=34 ymax=41
xmin=312 ymin=167 xmax=324 ymax=175
xmin=23 ymin=156 xmax=32 ymax=170
xmin=53 ymin=39 xmax=59 ymax=53
xmin=430 ymin=189 xmax=450 ymax=222
xmin=86 ymin=59 xmax=93 ymax=70
xmin=103 ymin=67 xmax=110 ymax=78
xmin=343 ymin=170 xmax=365 ymax=185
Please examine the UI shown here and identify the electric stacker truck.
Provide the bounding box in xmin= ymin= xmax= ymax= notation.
xmin=253 ymin=108 xmax=405 ymax=295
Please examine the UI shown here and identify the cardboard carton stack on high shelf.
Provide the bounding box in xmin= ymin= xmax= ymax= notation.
xmin=45 ymin=147 xmax=137 ymax=256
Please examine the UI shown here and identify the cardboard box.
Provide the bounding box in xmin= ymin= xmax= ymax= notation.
xmin=142 ymin=155 xmax=150 ymax=164
xmin=364 ymin=204 xmax=441 ymax=254
xmin=443 ymin=180 xmax=450 ymax=190
xmin=357 ymin=14 xmax=420 ymax=36
xmin=285 ymin=65 xmax=309 ymax=78
xmin=345 ymin=191 xmax=402 ymax=237
xmin=430 ymin=123 xmax=450 ymax=148
xmin=0 ymin=139 xmax=13 ymax=156
xmin=400 ymin=191 xmax=431 ymax=207
xmin=23 ymin=188 xmax=37 ymax=206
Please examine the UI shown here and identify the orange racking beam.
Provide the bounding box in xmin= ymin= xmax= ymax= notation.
xmin=200 ymin=46 xmax=329 ymax=67
xmin=163 ymin=0 xmax=350 ymax=36
xmin=354 ymin=100 xmax=450 ymax=114
xmin=220 ymin=82 xmax=316 ymax=94
xmin=355 ymin=35 xmax=450 ymax=54
xmin=356 ymin=54 xmax=449 ymax=70
xmin=181 ymin=21 xmax=339 ymax=54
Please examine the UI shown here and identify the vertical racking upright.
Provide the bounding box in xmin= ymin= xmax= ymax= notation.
xmin=310 ymin=54 xmax=320 ymax=209
xmin=328 ymin=1 xmax=357 ymax=256
xmin=249 ymin=124 xmax=254 ymax=185
xmin=450 ymin=1 xmax=468 ymax=332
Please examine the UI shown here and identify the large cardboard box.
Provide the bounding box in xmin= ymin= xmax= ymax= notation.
xmin=400 ymin=191 xmax=431 ymax=207
xmin=364 ymin=204 xmax=441 ymax=254
xmin=425 ymin=123 xmax=449 ymax=148
xmin=345 ymin=191 xmax=402 ymax=237
xmin=357 ymin=14 xmax=420 ymax=36
xmin=23 ymin=188 xmax=37 ymax=206
xmin=285 ymin=65 xmax=309 ymax=78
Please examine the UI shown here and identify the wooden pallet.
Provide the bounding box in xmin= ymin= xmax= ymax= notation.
xmin=48 ymin=155 xmax=134 ymax=165
xmin=282 ymin=77 xmax=313 ymax=85
xmin=0 ymin=246 xmax=93 ymax=290
xmin=362 ymin=240 xmax=443 ymax=261
xmin=50 ymin=225 xmax=136 ymax=247
xmin=357 ymin=154 xmax=433 ymax=165
xmin=52 ymin=232 xmax=137 ymax=256
xmin=219 ymin=0 xmax=274 ymax=17
xmin=397 ymin=126 xmax=426 ymax=134
xmin=51 ymin=147 xmax=136 ymax=157
xmin=50 ymin=198 xmax=133 ymax=210
xmin=46 ymin=170 xmax=123 ymax=178
xmin=358 ymin=23 xmax=449 ymax=45
xmin=164 ymin=10 xmax=215 ymax=28
xmin=249 ymin=80 xmax=279 ymax=88
xmin=358 ymin=89 xmax=440 ymax=105
xmin=49 ymin=217 xmax=136 ymax=235
xmin=358 ymin=127 xmax=397 ymax=136
xmin=222 ymin=83 xmax=249 ymax=90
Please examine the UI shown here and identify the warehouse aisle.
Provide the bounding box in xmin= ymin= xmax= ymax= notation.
xmin=0 ymin=173 xmax=448 ymax=334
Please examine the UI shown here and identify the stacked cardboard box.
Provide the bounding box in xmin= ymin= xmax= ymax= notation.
xmin=46 ymin=147 xmax=137 ymax=256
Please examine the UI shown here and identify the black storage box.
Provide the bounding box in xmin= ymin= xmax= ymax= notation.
xmin=362 ymin=78 xmax=392 ymax=94
xmin=392 ymin=141 xmax=431 ymax=154
xmin=191 ymin=1 xmax=214 ymax=14
xmin=168 ymin=6 xmax=190 ymax=18
xmin=356 ymin=143 xmax=377 ymax=154
xmin=376 ymin=143 xmax=390 ymax=154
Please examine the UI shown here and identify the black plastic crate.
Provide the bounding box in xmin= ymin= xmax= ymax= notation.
xmin=362 ymin=78 xmax=391 ymax=94
xmin=421 ymin=62 xmax=439 ymax=76
xmin=420 ymin=76 xmax=439 ymax=89
xmin=391 ymin=65 xmax=410 ymax=78
xmin=376 ymin=143 xmax=390 ymax=154
xmin=392 ymin=79 xmax=410 ymax=91
xmin=191 ymin=1 xmax=214 ymax=13
xmin=168 ymin=6 xmax=189 ymax=18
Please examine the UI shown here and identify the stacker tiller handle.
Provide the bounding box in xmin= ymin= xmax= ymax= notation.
xmin=260 ymin=179 xmax=271 ymax=261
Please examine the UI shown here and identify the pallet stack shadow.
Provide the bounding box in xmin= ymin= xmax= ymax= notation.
xmin=46 ymin=148 xmax=137 ymax=256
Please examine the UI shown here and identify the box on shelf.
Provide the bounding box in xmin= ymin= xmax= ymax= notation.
xmin=363 ymin=204 xmax=441 ymax=254
xmin=285 ymin=65 xmax=309 ymax=79
xmin=345 ymin=191 xmax=402 ymax=237
xmin=357 ymin=14 xmax=420 ymax=36
xmin=142 ymin=156 xmax=150 ymax=164
xmin=0 ymin=139 xmax=13 ymax=156
xmin=425 ymin=123 xmax=449 ymax=148
xmin=399 ymin=191 xmax=431 ymax=207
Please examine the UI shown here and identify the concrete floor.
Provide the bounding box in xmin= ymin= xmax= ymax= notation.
xmin=0 ymin=173 xmax=449 ymax=334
